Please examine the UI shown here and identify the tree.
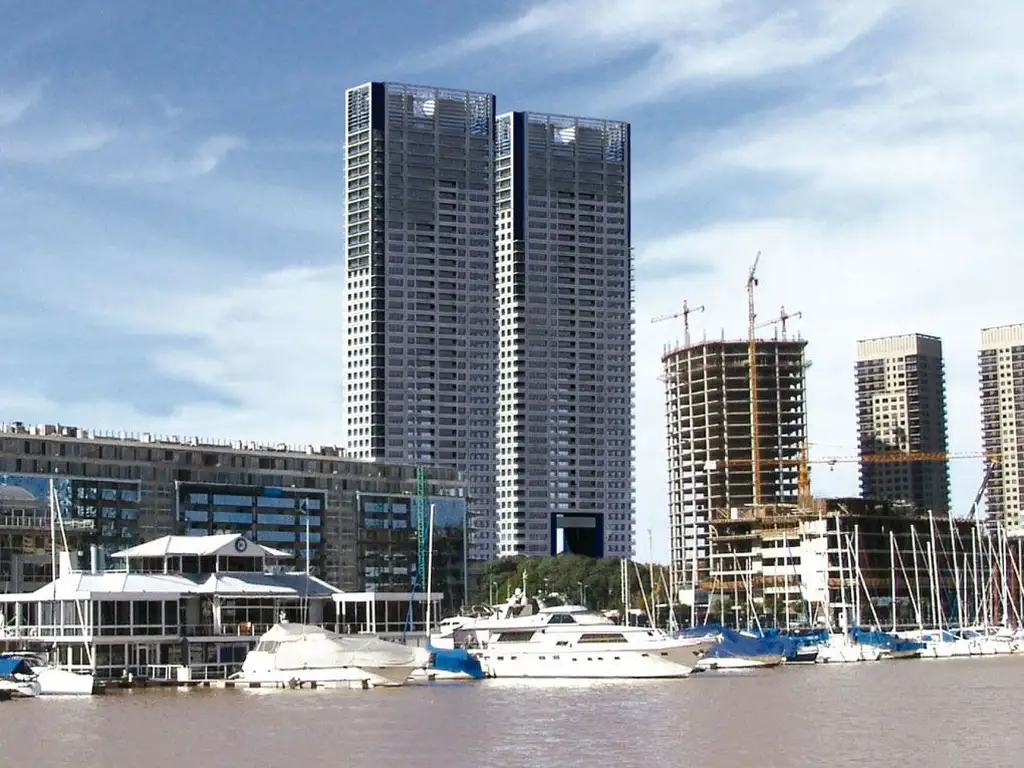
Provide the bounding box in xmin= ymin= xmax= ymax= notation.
xmin=468 ymin=556 xmax=672 ymax=614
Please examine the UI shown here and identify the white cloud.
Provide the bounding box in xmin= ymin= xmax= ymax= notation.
xmin=0 ymin=265 xmax=345 ymax=450
xmin=629 ymin=2 xmax=1024 ymax=556
xmin=0 ymin=80 xmax=44 ymax=126
xmin=424 ymin=0 xmax=895 ymax=111
xmin=106 ymin=134 xmax=246 ymax=183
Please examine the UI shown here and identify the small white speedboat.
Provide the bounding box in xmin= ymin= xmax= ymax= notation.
xmin=0 ymin=657 xmax=42 ymax=698
xmin=1 ymin=653 xmax=94 ymax=695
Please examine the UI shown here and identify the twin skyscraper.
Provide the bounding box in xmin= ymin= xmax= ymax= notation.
xmin=342 ymin=82 xmax=635 ymax=562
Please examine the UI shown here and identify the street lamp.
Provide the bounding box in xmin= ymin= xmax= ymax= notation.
xmin=577 ymin=581 xmax=588 ymax=607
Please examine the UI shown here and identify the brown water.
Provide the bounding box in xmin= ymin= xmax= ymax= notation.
xmin=5 ymin=659 xmax=1024 ymax=768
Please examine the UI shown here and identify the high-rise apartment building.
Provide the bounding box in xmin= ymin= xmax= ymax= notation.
xmin=855 ymin=334 xmax=950 ymax=513
xmin=343 ymin=82 xmax=498 ymax=559
xmin=980 ymin=324 xmax=1024 ymax=533
xmin=662 ymin=338 xmax=808 ymax=595
xmin=493 ymin=112 xmax=634 ymax=559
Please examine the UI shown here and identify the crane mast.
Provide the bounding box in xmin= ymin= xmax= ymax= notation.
xmin=747 ymin=252 xmax=762 ymax=506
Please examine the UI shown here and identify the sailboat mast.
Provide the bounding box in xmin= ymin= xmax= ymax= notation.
xmin=49 ymin=478 xmax=58 ymax=599
xmin=890 ymin=529 xmax=897 ymax=632
xmin=425 ymin=504 xmax=435 ymax=636
xmin=304 ymin=500 xmax=311 ymax=577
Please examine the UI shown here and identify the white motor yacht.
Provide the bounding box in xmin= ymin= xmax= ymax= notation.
xmin=0 ymin=657 xmax=42 ymax=698
xmin=432 ymin=591 xmax=714 ymax=679
xmin=1 ymin=652 xmax=94 ymax=695
xmin=236 ymin=621 xmax=432 ymax=688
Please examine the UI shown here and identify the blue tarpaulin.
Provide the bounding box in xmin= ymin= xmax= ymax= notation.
xmin=0 ymin=656 xmax=33 ymax=676
xmin=427 ymin=646 xmax=484 ymax=679
xmin=678 ymin=624 xmax=787 ymax=661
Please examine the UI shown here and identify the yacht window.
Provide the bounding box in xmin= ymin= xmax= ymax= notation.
xmin=579 ymin=633 xmax=627 ymax=644
xmin=494 ymin=631 xmax=536 ymax=642
xmin=256 ymin=641 xmax=279 ymax=653
xmin=547 ymin=613 xmax=577 ymax=624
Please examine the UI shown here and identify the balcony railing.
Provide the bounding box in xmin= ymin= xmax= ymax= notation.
xmin=0 ymin=516 xmax=94 ymax=531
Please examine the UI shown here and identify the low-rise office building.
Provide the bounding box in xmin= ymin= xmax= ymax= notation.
xmin=0 ymin=422 xmax=468 ymax=601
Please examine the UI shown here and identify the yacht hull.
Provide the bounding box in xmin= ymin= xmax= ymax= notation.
xmin=697 ymin=653 xmax=785 ymax=670
xmin=35 ymin=667 xmax=96 ymax=695
xmin=238 ymin=659 xmax=417 ymax=688
xmin=0 ymin=679 xmax=41 ymax=698
xmin=473 ymin=640 xmax=715 ymax=679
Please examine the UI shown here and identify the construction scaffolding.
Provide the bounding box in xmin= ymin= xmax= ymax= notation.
xmin=699 ymin=498 xmax=987 ymax=632
xmin=663 ymin=337 xmax=808 ymax=596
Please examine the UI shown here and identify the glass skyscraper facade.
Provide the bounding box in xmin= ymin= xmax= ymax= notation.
xmin=357 ymin=493 xmax=468 ymax=613
xmin=343 ymin=82 xmax=499 ymax=561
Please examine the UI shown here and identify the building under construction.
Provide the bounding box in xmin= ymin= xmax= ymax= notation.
xmin=700 ymin=498 xmax=992 ymax=632
xmin=663 ymin=335 xmax=808 ymax=597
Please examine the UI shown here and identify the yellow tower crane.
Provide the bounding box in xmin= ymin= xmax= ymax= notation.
xmin=747 ymin=251 xmax=762 ymax=506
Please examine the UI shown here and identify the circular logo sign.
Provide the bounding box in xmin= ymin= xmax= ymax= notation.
xmin=233 ymin=537 xmax=248 ymax=553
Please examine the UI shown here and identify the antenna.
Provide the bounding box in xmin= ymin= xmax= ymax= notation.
xmin=747 ymin=252 xmax=762 ymax=507
xmin=652 ymin=300 xmax=705 ymax=346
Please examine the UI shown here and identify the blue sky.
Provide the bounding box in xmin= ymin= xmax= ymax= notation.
xmin=2 ymin=1 xmax=1022 ymax=561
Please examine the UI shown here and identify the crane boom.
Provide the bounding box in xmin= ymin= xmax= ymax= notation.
xmin=652 ymin=300 xmax=705 ymax=346
xmin=755 ymin=305 xmax=803 ymax=339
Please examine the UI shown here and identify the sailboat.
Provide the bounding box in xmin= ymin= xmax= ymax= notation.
xmin=5 ymin=480 xmax=97 ymax=695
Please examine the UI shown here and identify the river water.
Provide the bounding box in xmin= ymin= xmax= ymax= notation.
xmin=6 ymin=658 xmax=1023 ymax=767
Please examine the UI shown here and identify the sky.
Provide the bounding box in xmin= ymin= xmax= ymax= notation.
xmin=2 ymin=1 xmax=1022 ymax=563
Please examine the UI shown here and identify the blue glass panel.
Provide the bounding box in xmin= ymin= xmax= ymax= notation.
xmin=212 ymin=511 xmax=253 ymax=524
xmin=183 ymin=510 xmax=208 ymax=522
xmin=257 ymin=496 xmax=295 ymax=509
xmin=119 ymin=508 xmax=139 ymax=520
xmin=256 ymin=513 xmax=294 ymax=526
xmin=298 ymin=515 xmax=321 ymax=527
xmin=212 ymin=494 xmax=253 ymax=507
xmin=256 ymin=530 xmax=296 ymax=542
xmin=120 ymin=488 xmax=141 ymax=502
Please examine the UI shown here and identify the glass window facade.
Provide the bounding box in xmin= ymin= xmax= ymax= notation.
xmin=357 ymin=494 xmax=467 ymax=613
xmin=0 ymin=473 xmax=140 ymax=588
xmin=176 ymin=483 xmax=326 ymax=575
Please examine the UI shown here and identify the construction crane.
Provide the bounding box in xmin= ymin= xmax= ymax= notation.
xmin=402 ymin=466 xmax=431 ymax=643
xmin=747 ymin=251 xmax=762 ymax=506
xmin=713 ymin=449 xmax=999 ymax=471
xmin=652 ymin=300 xmax=705 ymax=346
xmin=710 ymin=450 xmax=999 ymax=508
xmin=755 ymin=305 xmax=803 ymax=340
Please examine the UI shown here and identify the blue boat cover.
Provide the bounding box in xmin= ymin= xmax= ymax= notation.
xmin=848 ymin=627 xmax=925 ymax=652
xmin=678 ymin=624 xmax=787 ymax=660
xmin=0 ymin=656 xmax=33 ymax=676
xmin=427 ymin=645 xmax=484 ymax=679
